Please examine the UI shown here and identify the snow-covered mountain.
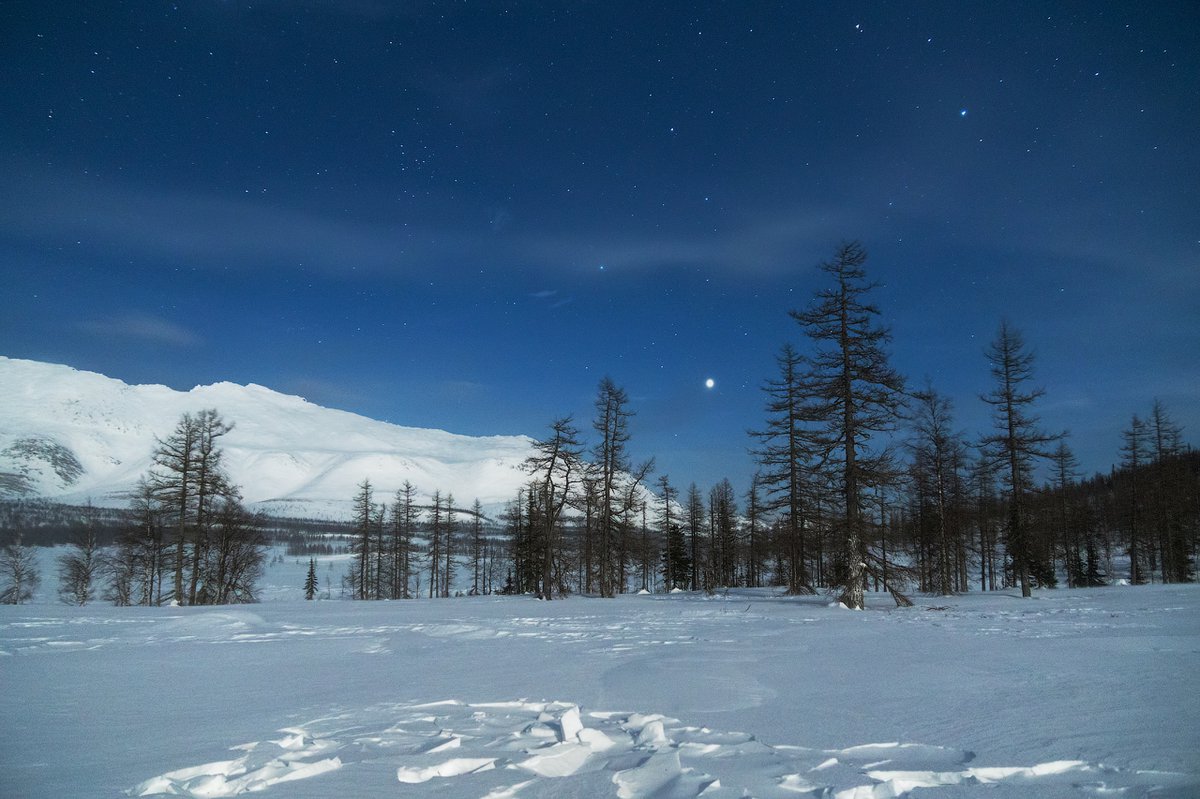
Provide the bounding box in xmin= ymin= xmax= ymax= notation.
xmin=0 ymin=357 xmax=534 ymax=519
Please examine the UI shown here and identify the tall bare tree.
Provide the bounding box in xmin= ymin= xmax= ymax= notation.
xmin=149 ymin=410 xmax=239 ymax=605
xmin=352 ymin=478 xmax=375 ymax=600
xmin=980 ymin=320 xmax=1061 ymax=597
xmin=523 ymin=417 xmax=583 ymax=599
xmin=57 ymin=506 xmax=105 ymax=605
xmin=791 ymin=241 xmax=906 ymax=609
xmin=1120 ymin=414 xmax=1150 ymax=584
xmin=391 ymin=481 xmax=419 ymax=598
xmin=0 ymin=534 xmax=40 ymax=605
xmin=752 ymin=343 xmax=819 ymax=593
xmin=592 ymin=378 xmax=634 ymax=597
xmin=908 ymin=383 xmax=966 ymax=596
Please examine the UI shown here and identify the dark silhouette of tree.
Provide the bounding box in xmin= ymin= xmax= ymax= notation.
xmin=0 ymin=534 xmax=40 ymax=604
xmin=752 ymin=344 xmax=819 ymax=593
xmin=523 ymin=417 xmax=583 ymax=599
xmin=1120 ymin=414 xmax=1151 ymax=584
xmin=980 ymin=321 xmax=1061 ymax=598
xmin=152 ymin=411 xmax=234 ymax=604
xmin=57 ymin=506 xmax=105 ymax=605
xmin=685 ymin=483 xmax=705 ymax=591
xmin=467 ymin=498 xmax=486 ymax=595
xmin=442 ymin=493 xmax=457 ymax=597
xmin=351 ymin=478 xmax=375 ymax=599
xmin=908 ymin=383 xmax=967 ymax=595
xmin=592 ymin=378 xmax=634 ymax=597
xmin=1146 ymin=401 xmax=1193 ymax=583
xmin=708 ymin=479 xmax=738 ymax=588
xmin=304 ymin=558 xmax=318 ymax=600
xmin=132 ymin=410 xmax=258 ymax=605
xmin=791 ymin=241 xmax=906 ymax=609
xmin=109 ymin=478 xmax=167 ymax=605
xmin=391 ymin=481 xmax=419 ymax=598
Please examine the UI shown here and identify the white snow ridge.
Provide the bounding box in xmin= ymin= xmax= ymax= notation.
xmin=0 ymin=356 xmax=533 ymax=517
xmin=127 ymin=700 xmax=1194 ymax=798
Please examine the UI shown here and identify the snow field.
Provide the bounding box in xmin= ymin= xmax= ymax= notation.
xmin=2 ymin=562 xmax=1198 ymax=798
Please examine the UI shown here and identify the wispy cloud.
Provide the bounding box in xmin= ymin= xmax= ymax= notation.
xmin=4 ymin=167 xmax=861 ymax=281
xmin=2 ymin=169 xmax=477 ymax=277
xmin=517 ymin=205 xmax=857 ymax=275
xmin=78 ymin=313 xmax=202 ymax=348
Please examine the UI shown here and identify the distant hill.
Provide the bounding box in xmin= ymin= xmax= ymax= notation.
xmin=0 ymin=357 xmax=534 ymax=520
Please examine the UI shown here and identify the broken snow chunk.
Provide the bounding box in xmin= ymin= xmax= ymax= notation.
xmin=558 ymin=705 xmax=584 ymax=742
xmin=396 ymin=757 xmax=496 ymax=783
xmin=518 ymin=743 xmax=593 ymax=777
xmin=635 ymin=719 xmax=668 ymax=747
xmin=578 ymin=727 xmax=619 ymax=751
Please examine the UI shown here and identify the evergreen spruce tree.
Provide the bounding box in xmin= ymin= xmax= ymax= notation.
xmin=304 ymin=558 xmax=318 ymax=600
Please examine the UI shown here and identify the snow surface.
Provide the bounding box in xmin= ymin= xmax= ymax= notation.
xmin=2 ymin=551 xmax=1198 ymax=798
xmin=0 ymin=357 xmax=534 ymax=516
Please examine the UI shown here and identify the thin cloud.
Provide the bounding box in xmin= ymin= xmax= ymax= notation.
xmin=518 ymin=205 xmax=857 ymax=275
xmin=78 ymin=313 xmax=202 ymax=348
xmin=3 ymin=169 xmax=477 ymax=277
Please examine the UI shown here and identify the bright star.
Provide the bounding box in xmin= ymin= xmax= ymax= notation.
xmin=705 ymin=378 xmax=715 ymax=389
xmin=960 ymin=108 xmax=968 ymax=117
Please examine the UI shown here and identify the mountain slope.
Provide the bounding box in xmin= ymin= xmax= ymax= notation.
xmin=0 ymin=357 xmax=534 ymax=518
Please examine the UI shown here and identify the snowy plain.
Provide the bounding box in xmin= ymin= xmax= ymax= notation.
xmin=2 ymin=551 xmax=1198 ymax=798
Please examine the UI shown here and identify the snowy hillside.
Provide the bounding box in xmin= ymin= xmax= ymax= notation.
xmin=0 ymin=357 xmax=534 ymax=518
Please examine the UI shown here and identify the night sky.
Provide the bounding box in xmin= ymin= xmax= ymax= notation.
xmin=3 ymin=1 xmax=1197 ymax=492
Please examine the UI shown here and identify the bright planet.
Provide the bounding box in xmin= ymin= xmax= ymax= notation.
xmin=705 ymin=378 xmax=715 ymax=389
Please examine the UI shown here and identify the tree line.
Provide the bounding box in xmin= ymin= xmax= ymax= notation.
xmin=495 ymin=241 xmax=1196 ymax=605
xmin=3 ymin=242 xmax=1194 ymax=607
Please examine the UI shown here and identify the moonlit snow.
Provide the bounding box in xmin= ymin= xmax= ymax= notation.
xmin=0 ymin=356 xmax=534 ymax=517
xmin=2 ymin=552 xmax=1197 ymax=798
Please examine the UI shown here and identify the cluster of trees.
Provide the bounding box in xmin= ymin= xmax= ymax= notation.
xmin=495 ymin=242 xmax=1197 ymax=604
xmin=14 ymin=411 xmax=267 ymax=607
xmin=340 ymin=479 xmax=502 ymax=601
xmin=107 ymin=410 xmax=265 ymax=606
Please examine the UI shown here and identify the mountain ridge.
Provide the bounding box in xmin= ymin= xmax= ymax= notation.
xmin=0 ymin=356 xmax=534 ymax=519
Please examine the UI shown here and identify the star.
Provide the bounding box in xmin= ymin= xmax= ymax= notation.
xmin=705 ymin=378 xmax=715 ymax=389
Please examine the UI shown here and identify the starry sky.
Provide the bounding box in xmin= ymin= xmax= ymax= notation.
xmin=3 ymin=1 xmax=1197 ymax=493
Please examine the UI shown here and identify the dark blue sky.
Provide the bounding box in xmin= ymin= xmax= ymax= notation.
xmin=3 ymin=1 xmax=1197 ymax=491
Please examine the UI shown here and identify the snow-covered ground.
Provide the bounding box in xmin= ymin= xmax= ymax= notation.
xmin=2 ymin=552 xmax=1198 ymax=798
